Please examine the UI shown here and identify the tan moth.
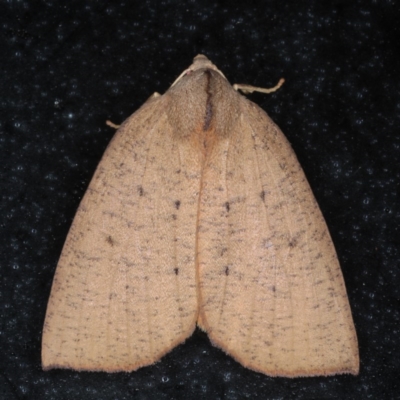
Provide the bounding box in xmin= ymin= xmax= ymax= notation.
xmin=42 ymin=55 xmax=359 ymax=377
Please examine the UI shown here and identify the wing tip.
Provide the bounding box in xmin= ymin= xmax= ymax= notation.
xmin=206 ymin=332 xmax=359 ymax=378
xmin=228 ymin=354 xmax=360 ymax=378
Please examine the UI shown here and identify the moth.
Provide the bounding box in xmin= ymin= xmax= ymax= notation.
xmin=42 ymin=55 xmax=359 ymax=377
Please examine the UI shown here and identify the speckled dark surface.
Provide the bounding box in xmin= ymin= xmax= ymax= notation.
xmin=1 ymin=1 xmax=399 ymax=399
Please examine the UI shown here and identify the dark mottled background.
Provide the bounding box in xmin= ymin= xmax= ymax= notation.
xmin=1 ymin=1 xmax=399 ymax=399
